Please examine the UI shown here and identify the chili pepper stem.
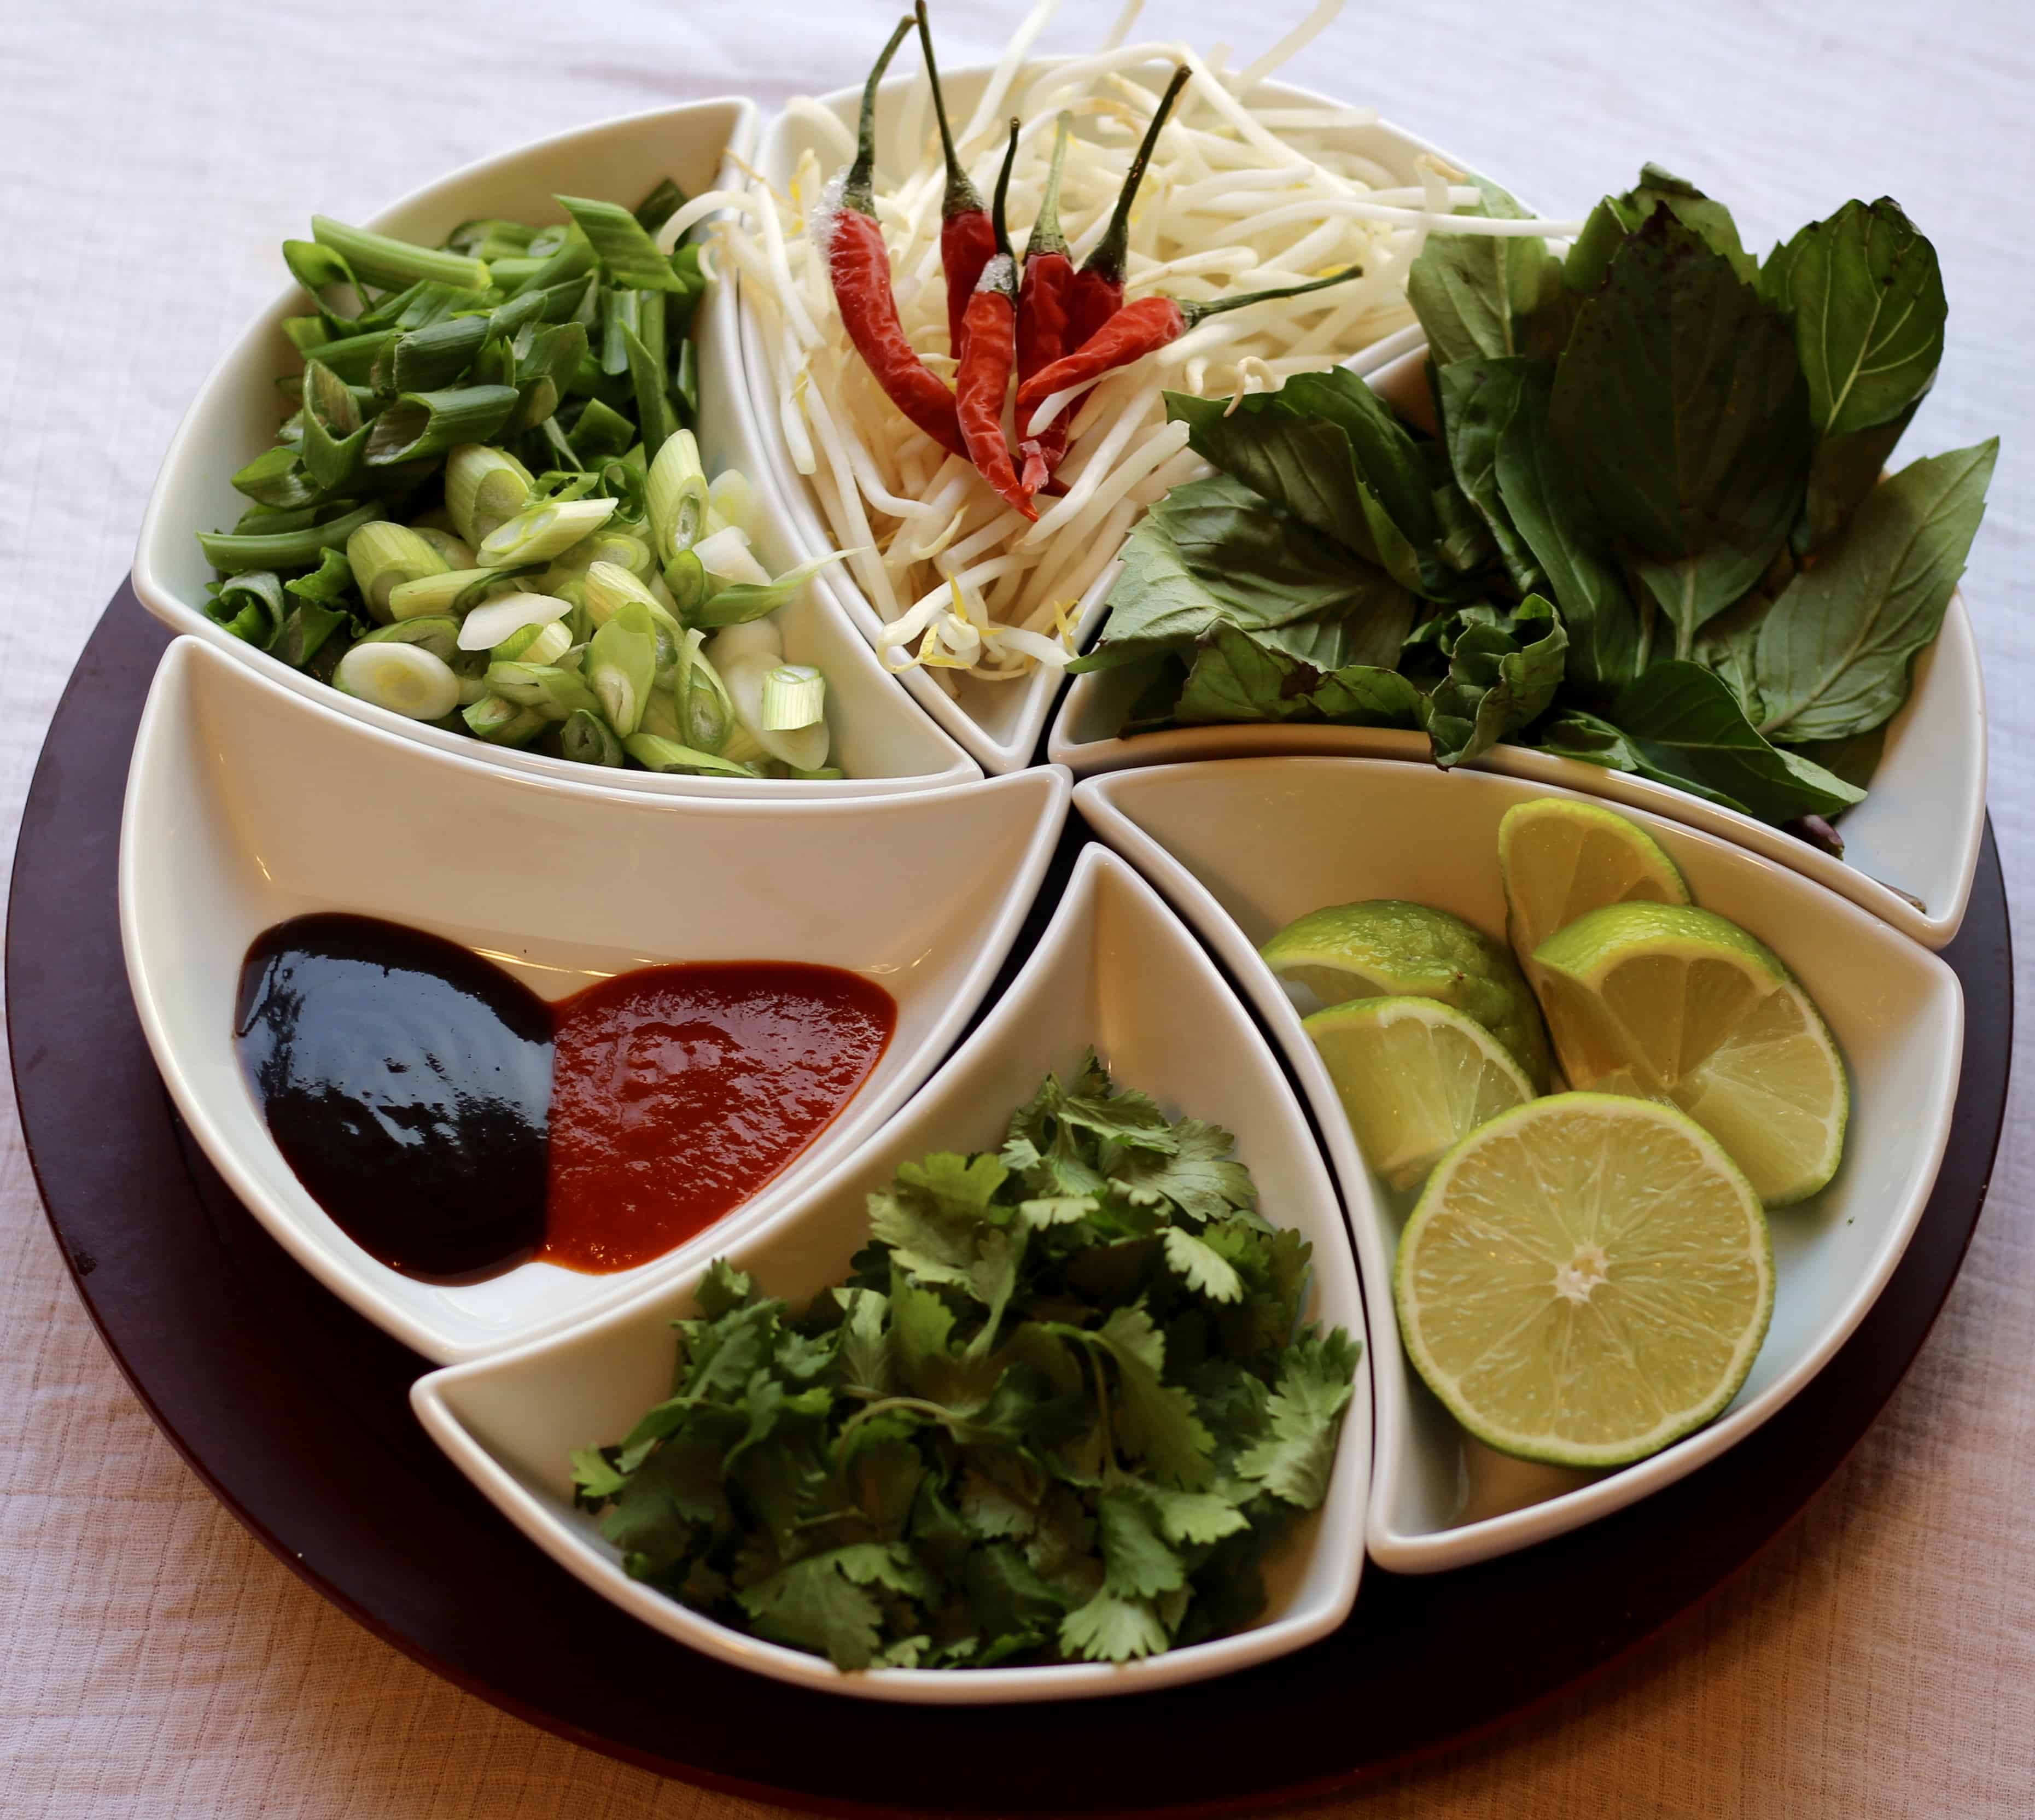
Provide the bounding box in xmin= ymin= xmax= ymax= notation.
xmin=915 ymin=1 xmax=983 ymax=217
xmin=1081 ymin=65 xmax=1191 ymax=287
xmin=990 ymin=118 xmax=1017 ymax=259
xmin=843 ymin=16 xmax=916 ymax=217
xmin=1176 ymin=265 xmax=1363 ymax=324
xmin=1028 ymin=114 xmax=1073 ymax=260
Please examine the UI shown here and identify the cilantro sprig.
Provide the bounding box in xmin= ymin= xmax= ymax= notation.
xmin=572 ymin=1054 xmax=1361 ymax=1671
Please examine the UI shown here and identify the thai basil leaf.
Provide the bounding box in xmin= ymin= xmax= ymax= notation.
xmin=1447 ymin=355 xmax=1647 ymax=693
xmin=1407 ymin=176 xmax=1566 ymax=368
xmin=1434 ymin=359 xmax=1544 ymax=597
xmin=1077 ymin=476 xmax=1413 ymax=671
xmin=1799 ymin=394 xmax=1924 ymax=554
xmin=1311 ymin=663 xmax=1428 ymax=727
xmin=1566 ymin=166 xmax=1757 ymax=294
xmin=1165 ymin=371 xmax=1437 ymax=591
xmin=1173 ymin=626 xmax=1320 ymax=725
xmin=1422 ymin=594 xmax=1567 ymax=767
xmin=1613 ymin=660 xmax=1865 ymax=823
xmin=1761 ymin=198 xmax=1946 ymax=440
xmin=1550 ymin=212 xmax=1811 ymax=658
xmin=1531 ymin=708 xmax=1752 ymax=814
xmin=1789 ymin=725 xmax=1886 ymax=793
xmin=1753 ymin=439 xmax=1996 ymax=743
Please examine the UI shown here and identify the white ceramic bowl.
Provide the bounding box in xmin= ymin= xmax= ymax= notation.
xmin=1075 ymin=758 xmax=1962 ymax=1572
xmin=739 ymin=65 xmax=1457 ymax=777
xmin=120 ymin=637 xmax=1069 ymax=1363
xmin=1049 ymin=349 xmax=1988 ymax=950
xmin=412 ymin=844 xmax=1368 ymax=1701
xmin=132 ymin=101 xmax=980 ymax=798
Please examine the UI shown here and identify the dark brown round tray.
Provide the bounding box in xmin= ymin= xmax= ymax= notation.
xmin=9 ymin=587 xmax=2013 ymax=1817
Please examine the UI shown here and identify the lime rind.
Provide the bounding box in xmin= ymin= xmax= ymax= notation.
xmin=1262 ymin=899 xmax=1553 ymax=1088
xmin=1394 ymin=1092 xmax=1775 ymax=1468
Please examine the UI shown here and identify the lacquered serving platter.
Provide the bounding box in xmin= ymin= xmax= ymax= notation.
xmin=8 ymin=588 xmax=2011 ymax=1816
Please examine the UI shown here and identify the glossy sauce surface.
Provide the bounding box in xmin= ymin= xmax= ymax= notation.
xmin=541 ymin=962 xmax=895 ymax=1272
xmin=235 ymin=914 xmax=553 ymax=1283
xmin=236 ymin=918 xmax=894 ymax=1284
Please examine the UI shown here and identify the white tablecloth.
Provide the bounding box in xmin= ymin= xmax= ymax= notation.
xmin=3 ymin=0 xmax=2030 ymax=1812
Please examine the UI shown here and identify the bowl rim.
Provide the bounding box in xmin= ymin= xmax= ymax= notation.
xmin=118 ymin=634 xmax=1071 ymax=1364
xmin=129 ymin=95 xmax=984 ymax=801
xmin=736 ymin=60 xmax=1468 ymax=775
xmin=411 ymin=842 xmax=1369 ymax=1702
xmin=1072 ymin=754 xmax=1965 ymax=1572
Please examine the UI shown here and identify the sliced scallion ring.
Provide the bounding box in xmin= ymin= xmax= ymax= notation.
xmin=444 ymin=444 xmax=535 ymax=546
xmin=335 ymin=640 xmax=461 ymax=720
xmin=477 ymin=497 xmax=617 ymax=569
xmin=690 ymin=524 xmax=771 ymax=586
xmin=722 ymin=651 xmax=830 ymax=771
xmin=759 ymin=663 xmax=826 ymax=731
xmin=457 ymin=591 xmax=572 ymax=652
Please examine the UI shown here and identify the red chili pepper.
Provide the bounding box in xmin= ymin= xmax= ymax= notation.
xmin=826 ymin=16 xmax=968 ymax=459
xmin=1064 ymin=66 xmax=1192 ymax=351
xmin=955 ymin=122 xmax=1035 ymax=521
xmin=916 ymin=2 xmax=998 ymax=356
xmin=1016 ymin=113 xmax=1075 ymax=495
xmin=1015 ymin=269 xmax=1364 ymax=430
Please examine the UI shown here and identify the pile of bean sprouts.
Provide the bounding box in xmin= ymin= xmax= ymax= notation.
xmin=668 ymin=0 xmax=1576 ymax=689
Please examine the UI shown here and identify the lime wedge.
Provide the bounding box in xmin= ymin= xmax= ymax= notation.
xmin=1532 ymin=902 xmax=1847 ymax=1206
xmin=1262 ymin=900 xmax=1551 ymax=1087
xmin=1498 ymin=797 xmax=1690 ymax=960
xmin=1395 ymin=1092 xmax=1773 ymax=1467
xmin=1304 ymin=996 xmax=1535 ymax=1191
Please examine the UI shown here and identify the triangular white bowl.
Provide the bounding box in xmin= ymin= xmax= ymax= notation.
xmin=739 ymin=63 xmax=1459 ymax=777
xmin=1050 ymin=350 xmax=1987 ymax=949
xmin=1075 ymin=758 xmax=1962 ymax=1572
xmin=411 ymin=846 xmax=1369 ymax=1702
xmin=131 ymin=100 xmax=980 ymax=798
xmin=120 ymin=637 xmax=1068 ymax=1363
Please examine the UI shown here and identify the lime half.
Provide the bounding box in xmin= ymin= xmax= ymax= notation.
xmin=1305 ymin=996 xmax=1534 ymax=1191
xmin=1498 ymin=797 xmax=1690 ymax=961
xmin=1532 ymin=902 xmax=1847 ymax=1206
xmin=1262 ymin=900 xmax=1551 ymax=1087
xmin=1395 ymin=1092 xmax=1773 ymax=1467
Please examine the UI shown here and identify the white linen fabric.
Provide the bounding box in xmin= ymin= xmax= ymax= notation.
xmin=2 ymin=0 xmax=2031 ymax=1813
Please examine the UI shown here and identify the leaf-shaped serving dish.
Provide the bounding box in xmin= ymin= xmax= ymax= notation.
xmin=1049 ymin=349 xmax=1987 ymax=950
xmin=131 ymin=101 xmax=981 ymax=798
xmin=411 ymin=845 xmax=1367 ymax=1701
xmin=738 ymin=63 xmax=1455 ymax=777
xmin=119 ymin=638 xmax=1068 ymax=1362
xmin=1075 ymin=756 xmax=1961 ymax=1570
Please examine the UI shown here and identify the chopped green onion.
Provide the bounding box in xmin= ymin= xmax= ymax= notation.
xmin=690 ymin=524 xmax=771 ymax=586
xmin=410 ymin=527 xmax=475 ymax=569
xmin=477 ymin=496 xmax=616 ymax=568
xmin=695 ymin=551 xmax=851 ymax=627
xmin=662 ymin=547 xmax=708 ymax=617
xmin=556 ymin=195 xmax=692 ymax=293
xmin=457 ymin=590 xmax=572 ymax=652
xmin=365 ymin=386 xmax=520 ymax=467
xmin=493 ymin=619 xmax=573 ymax=666
xmin=583 ymin=559 xmax=667 ymax=628
xmin=704 ymin=468 xmax=761 ymax=540
xmin=485 ymin=661 xmax=599 ymax=720
xmin=462 ymin=695 xmax=547 ymax=745
xmin=199 ymin=502 xmax=381 ymax=575
xmin=207 ymin=570 xmax=286 ymax=646
xmin=281 ymin=238 xmax=360 ymax=316
xmin=507 ymin=320 xmax=590 ymax=434
xmin=447 ymin=217 xmax=537 ymax=260
xmin=335 ymin=639 xmax=461 ymax=720
xmin=444 ymin=443 xmax=535 ymax=545
xmin=347 ymin=521 xmax=450 ymax=622
xmin=390 ymin=314 xmax=489 ymax=392
xmin=271 ymin=600 xmax=350 ymax=669
xmin=231 ymin=445 xmax=322 ymax=510
xmin=304 ymin=328 xmax=396 ymax=382
xmin=622 ymin=734 xmax=759 ymax=778
xmin=722 ymin=651 xmax=830 ymax=771
xmin=300 ymin=359 xmax=368 ymax=492
xmin=646 ymin=429 xmax=707 ymax=561
xmin=703 ymin=619 xmax=783 ymax=668
xmin=311 ymin=215 xmax=490 ymax=291
xmin=632 ymin=177 xmax=688 ymax=238
xmin=600 ymin=287 xmax=640 ymax=377
xmin=674 ymin=631 xmax=735 ymax=752
xmin=514 ymin=224 xmax=594 ymax=296
xmin=570 ymin=397 xmax=636 ymax=463
xmin=560 ymin=708 xmax=625 ymax=766
xmin=586 ymin=600 xmax=658 ymax=734
xmin=622 ymin=322 xmax=677 ymax=459
xmin=355 ymin=616 xmax=460 ymax=663
xmin=759 ymin=663 xmax=826 ymax=731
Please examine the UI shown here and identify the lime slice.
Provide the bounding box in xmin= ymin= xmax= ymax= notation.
xmin=1304 ymin=996 xmax=1535 ymax=1191
xmin=1532 ymin=902 xmax=1847 ymax=1206
xmin=1262 ymin=900 xmax=1551 ymax=1087
xmin=1395 ymin=1092 xmax=1773 ymax=1467
xmin=1497 ymin=797 xmax=1690 ymax=960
